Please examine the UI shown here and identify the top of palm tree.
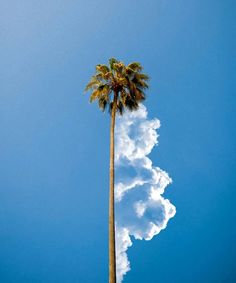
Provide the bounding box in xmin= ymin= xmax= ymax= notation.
xmin=85 ymin=58 xmax=149 ymax=115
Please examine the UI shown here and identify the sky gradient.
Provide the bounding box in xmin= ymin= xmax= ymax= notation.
xmin=1 ymin=0 xmax=236 ymax=282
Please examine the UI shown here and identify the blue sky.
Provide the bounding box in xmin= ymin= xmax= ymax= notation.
xmin=1 ymin=0 xmax=236 ymax=282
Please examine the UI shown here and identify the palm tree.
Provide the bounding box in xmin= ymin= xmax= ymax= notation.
xmin=85 ymin=58 xmax=149 ymax=283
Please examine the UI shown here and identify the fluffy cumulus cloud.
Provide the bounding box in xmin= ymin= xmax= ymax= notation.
xmin=115 ymin=104 xmax=176 ymax=283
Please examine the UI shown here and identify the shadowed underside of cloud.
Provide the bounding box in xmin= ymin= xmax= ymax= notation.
xmin=115 ymin=104 xmax=176 ymax=283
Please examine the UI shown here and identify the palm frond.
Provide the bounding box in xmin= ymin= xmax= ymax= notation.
xmin=109 ymin=58 xmax=119 ymax=70
xmin=117 ymin=101 xmax=124 ymax=115
xmin=134 ymin=88 xmax=146 ymax=101
xmin=98 ymin=95 xmax=109 ymax=111
xmin=120 ymin=90 xmax=128 ymax=105
xmin=89 ymin=89 xmax=102 ymax=102
xmin=113 ymin=62 xmax=125 ymax=74
xmin=96 ymin=64 xmax=110 ymax=74
xmin=126 ymin=62 xmax=142 ymax=73
xmin=135 ymin=73 xmax=149 ymax=81
xmin=125 ymin=96 xmax=139 ymax=111
xmin=85 ymin=76 xmax=101 ymax=91
xmin=109 ymin=101 xmax=114 ymax=114
xmin=132 ymin=74 xmax=149 ymax=89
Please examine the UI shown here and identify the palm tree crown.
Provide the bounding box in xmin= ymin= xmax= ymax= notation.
xmin=85 ymin=58 xmax=149 ymax=114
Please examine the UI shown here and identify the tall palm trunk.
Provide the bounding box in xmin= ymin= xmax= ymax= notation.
xmin=109 ymin=92 xmax=118 ymax=283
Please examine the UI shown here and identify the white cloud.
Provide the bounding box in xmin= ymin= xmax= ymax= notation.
xmin=115 ymin=104 xmax=176 ymax=283
xmin=115 ymin=227 xmax=132 ymax=283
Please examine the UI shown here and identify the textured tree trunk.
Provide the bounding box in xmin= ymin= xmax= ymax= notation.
xmin=109 ymin=92 xmax=118 ymax=283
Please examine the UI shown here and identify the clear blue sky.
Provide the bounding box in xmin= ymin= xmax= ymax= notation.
xmin=1 ymin=0 xmax=235 ymax=282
